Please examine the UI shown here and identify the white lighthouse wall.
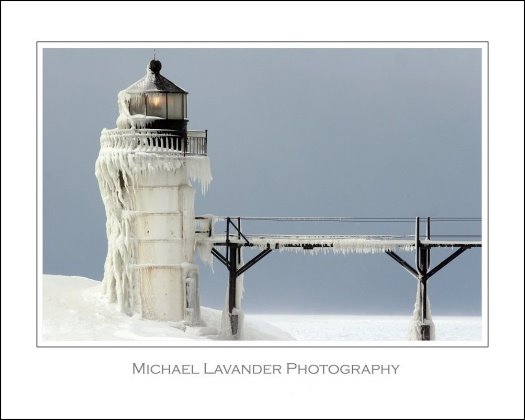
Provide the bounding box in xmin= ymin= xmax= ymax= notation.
xmin=96 ymin=140 xmax=211 ymax=322
xmin=134 ymin=187 xmax=182 ymax=212
xmin=138 ymin=266 xmax=185 ymax=320
xmin=133 ymin=213 xmax=183 ymax=238
xmin=134 ymin=170 xmax=195 ymax=321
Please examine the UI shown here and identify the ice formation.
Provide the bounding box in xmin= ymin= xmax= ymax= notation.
xmin=409 ymin=281 xmax=435 ymax=340
xmin=246 ymin=236 xmax=415 ymax=254
xmin=99 ymin=129 xmax=211 ymax=193
xmin=195 ymin=215 xmax=218 ymax=267
xmin=195 ymin=235 xmax=415 ymax=265
xmin=219 ymin=253 xmax=245 ymax=340
xmin=96 ymin=129 xmax=211 ymax=322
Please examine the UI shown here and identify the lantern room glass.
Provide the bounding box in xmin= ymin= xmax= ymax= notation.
xmin=128 ymin=94 xmax=146 ymax=115
xmin=128 ymin=92 xmax=187 ymax=120
xmin=167 ymin=93 xmax=185 ymax=119
xmin=146 ymin=93 xmax=166 ymax=118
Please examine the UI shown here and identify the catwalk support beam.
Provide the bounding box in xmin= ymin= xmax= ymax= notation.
xmin=211 ymin=218 xmax=272 ymax=339
xmin=228 ymin=243 xmax=239 ymax=336
xmin=386 ymin=217 xmax=476 ymax=341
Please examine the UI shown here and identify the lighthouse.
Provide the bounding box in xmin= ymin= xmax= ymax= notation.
xmin=95 ymin=59 xmax=211 ymax=323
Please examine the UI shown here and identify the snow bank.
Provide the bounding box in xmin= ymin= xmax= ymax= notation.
xmin=41 ymin=275 xmax=292 ymax=342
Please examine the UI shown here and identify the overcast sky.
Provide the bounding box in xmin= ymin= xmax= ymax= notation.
xmin=43 ymin=47 xmax=482 ymax=315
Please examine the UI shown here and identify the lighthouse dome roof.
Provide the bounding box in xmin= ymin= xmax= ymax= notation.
xmin=122 ymin=60 xmax=188 ymax=94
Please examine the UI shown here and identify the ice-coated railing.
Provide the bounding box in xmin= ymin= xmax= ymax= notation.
xmin=193 ymin=215 xmax=482 ymax=257
xmin=100 ymin=128 xmax=207 ymax=156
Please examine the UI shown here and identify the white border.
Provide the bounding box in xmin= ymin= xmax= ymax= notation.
xmin=36 ymin=41 xmax=488 ymax=348
xmin=3 ymin=2 xmax=523 ymax=417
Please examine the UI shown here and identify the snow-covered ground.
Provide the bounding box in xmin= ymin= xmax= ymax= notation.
xmin=41 ymin=275 xmax=291 ymax=342
xmin=41 ymin=275 xmax=481 ymax=342
xmin=249 ymin=314 xmax=482 ymax=341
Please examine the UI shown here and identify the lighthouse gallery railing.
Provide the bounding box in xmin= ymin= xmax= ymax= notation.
xmin=100 ymin=128 xmax=207 ymax=156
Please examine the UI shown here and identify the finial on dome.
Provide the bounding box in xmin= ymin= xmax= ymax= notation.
xmin=148 ymin=59 xmax=162 ymax=74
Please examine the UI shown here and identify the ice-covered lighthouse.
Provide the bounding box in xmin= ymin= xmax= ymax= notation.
xmin=95 ymin=59 xmax=211 ymax=323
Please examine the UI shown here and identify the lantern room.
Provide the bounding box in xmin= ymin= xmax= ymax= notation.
xmin=116 ymin=59 xmax=188 ymax=132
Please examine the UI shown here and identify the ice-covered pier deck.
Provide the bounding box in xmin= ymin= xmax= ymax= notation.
xmin=195 ymin=216 xmax=481 ymax=340
xmin=196 ymin=215 xmax=481 ymax=255
xmin=207 ymin=234 xmax=481 ymax=252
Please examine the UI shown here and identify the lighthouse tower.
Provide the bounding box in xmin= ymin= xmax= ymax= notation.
xmin=95 ymin=59 xmax=211 ymax=323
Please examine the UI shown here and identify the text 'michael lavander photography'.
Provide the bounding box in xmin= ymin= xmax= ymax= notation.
xmin=41 ymin=47 xmax=483 ymax=344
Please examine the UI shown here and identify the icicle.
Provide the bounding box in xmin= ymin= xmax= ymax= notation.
xmin=95 ymin=128 xmax=212 ymax=320
xmin=201 ymin=236 xmax=415 ymax=256
xmin=183 ymin=264 xmax=202 ymax=326
xmin=219 ymin=284 xmax=234 ymax=340
xmin=409 ymin=281 xmax=436 ymax=340
xmin=196 ymin=239 xmax=214 ymax=267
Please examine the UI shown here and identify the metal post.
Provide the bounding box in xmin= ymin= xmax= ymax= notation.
xmin=420 ymin=258 xmax=428 ymax=323
xmin=421 ymin=278 xmax=427 ymax=324
xmin=415 ymin=217 xmax=421 ymax=273
xmin=238 ymin=217 xmax=241 ymax=239
xmin=415 ymin=216 xmax=431 ymax=340
xmin=384 ymin=217 xmax=479 ymax=341
xmin=228 ymin=243 xmax=238 ymax=337
xmin=426 ymin=217 xmax=431 ymax=268
xmin=420 ymin=323 xmax=431 ymax=340
xmin=422 ymin=217 xmax=430 ymax=329
xmin=226 ymin=217 xmax=230 ymax=261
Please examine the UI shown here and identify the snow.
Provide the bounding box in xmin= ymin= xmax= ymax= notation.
xmin=41 ymin=275 xmax=480 ymax=342
xmin=41 ymin=275 xmax=292 ymax=342
xmin=249 ymin=314 xmax=481 ymax=341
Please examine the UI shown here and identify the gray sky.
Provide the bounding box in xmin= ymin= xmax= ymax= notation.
xmin=43 ymin=47 xmax=482 ymax=315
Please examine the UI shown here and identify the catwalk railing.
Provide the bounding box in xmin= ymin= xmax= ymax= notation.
xmin=100 ymin=128 xmax=207 ymax=156
xmin=195 ymin=216 xmax=481 ymax=251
